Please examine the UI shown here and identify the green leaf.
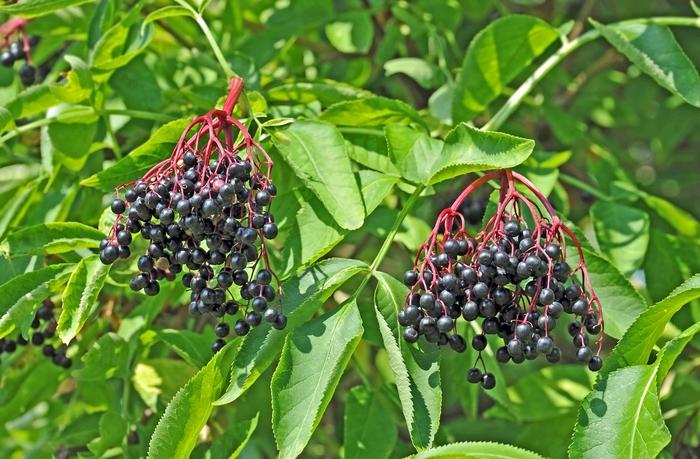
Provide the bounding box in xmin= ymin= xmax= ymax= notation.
xmin=641 ymin=193 xmax=700 ymax=238
xmin=272 ymin=120 xmax=365 ymax=230
xmin=207 ymin=413 xmax=259 ymax=459
xmin=384 ymin=58 xmax=438 ymax=89
xmin=49 ymin=55 xmax=94 ymax=104
xmin=426 ymin=124 xmax=534 ymax=185
xmin=325 ymin=11 xmax=373 ymax=54
xmin=321 ymin=97 xmax=427 ymax=128
xmin=452 ymin=15 xmax=559 ymax=122
xmin=271 ymin=299 xmax=364 ymax=459
xmin=147 ymin=343 xmax=237 ymax=459
xmin=1 ymin=85 xmax=60 ymax=132
xmin=569 ymin=365 xmax=670 ymax=459
xmin=276 ymin=171 xmax=395 ymax=276
xmin=74 ymin=332 xmax=128 ymax=380
xmin=605 ymin=274 xmax=700 ymax=374
xmin=566 ymin=242 xmax=647 ymax=340
xmin=215 ymin=258 xmax=368 ymax=406
xmin=414 ymin=441 xmax=545 ymax=459
xmin=0 ymin=358 xmax=66 ymax=423
xmin=591 ymin=201 xmax=650 ymax=276
xmin=373 ymin=272 xmax=441 ymax=450
xmin=88 ymin=411 xmax=128 ymax=456
xmin=81 ymin=118 xmax=191 ymax=191
xmin=46 ymin=106 xmax=99 ymax=159
xmin=0 ymin=264 xmax=75 ymax=339
xmin=143 ymin=5 xmax=193 ymax=31
xmin=157 ymin=329 xmax=214 ymax=368
xmin=267 ymin=80 xmax=371 ymax=106
xmin=0 ymin=0 xmax=93 ymax=17
xmin=591 ymin=20 xmax=700 ymax=107
xmin=57 ymin=254 xmax=111 ymax=344
xmin=346 ymin=140 xmax=400 ymax=176
xmin=91 ymin=7 xmax=153 ymax=72
xmin=0 ymin=222 xmax=104 ymax=257
xmin=656 ymin=321 xmax=700 ymax=384
xmin=344 ymin=385 xmax=397 ymax=459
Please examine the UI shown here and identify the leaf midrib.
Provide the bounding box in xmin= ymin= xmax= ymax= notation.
xmin=628 ymin=364 xmax=659 ymax=459
xmin=284 ymin=303 xmax=353 ymax=453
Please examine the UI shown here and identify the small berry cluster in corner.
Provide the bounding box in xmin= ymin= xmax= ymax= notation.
xmin=401 ymin=170 xmax=603 ymax=390
xmin=0 ymin=18 xmax=38 ymax=86
xmin=0 ymin=298 xmax=72 ymax=368
xmin=99 ymin=78 xmax=285 ymax=353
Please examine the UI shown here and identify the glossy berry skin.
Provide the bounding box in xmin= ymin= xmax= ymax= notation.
xmin=471 ymin=334 xmax=487 ymax=351
xmin=481 ymin=373 xmax=496 ymax=390
xmin=215 ymin=323 xmax=230 ymax=338
xmin=19 ymin=64 xmax=35 ymax=86
xmin=467 ymin=367 xmax=482 ymax=383
xmin=588 ymin=355 xmax=603 ymax=372
xmin=211 ymin=339 xmax=226 ymax=353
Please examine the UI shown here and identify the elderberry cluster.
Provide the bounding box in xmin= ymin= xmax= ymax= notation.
xmin=401 ymin=170 xmax=604 ymax=390
xmin=99 ymin=78 xmax=285 ymax=353
xmin=0 ymin=299 xmax=72 ymax=368
xmin=1 ymin=19 xmax=37 ymax=86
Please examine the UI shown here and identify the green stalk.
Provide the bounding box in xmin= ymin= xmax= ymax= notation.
xmin=350 ymin=184 xmax=425 ymax=298
xmin=193 ymin=12 xmax=236 ymax=79
xmin=483 ymin=16 xmax=700 ymax=132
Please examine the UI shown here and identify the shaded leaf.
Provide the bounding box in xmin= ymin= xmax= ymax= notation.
xmin=605 ymin=274 xmax=700 ymax=374
xmin=0 ymin=263 xmax=75 ymax=339
xmin=591 ymin=201 xmax=650 ymax=276
xmin=569 ymin=365 xmax=669 ymax=459
xmin=0 ymin=222 xmax=103 ymax=257
xmin=57 ymin=254 xmax=111 ymax=344
xmin=373 ymin=272 xmax=441 ymax=450
xmin=147 ymin=343 xmax=237 ymax=459
xmin=325 ymin=11 xmax=373 ymax=54
xmin=344 ymin=385 xmax=397 ymax=459
xmin=215 ymin=258 xmax=368 ymax=405
xmin=81 ymin=118 xmax=190 ymax=191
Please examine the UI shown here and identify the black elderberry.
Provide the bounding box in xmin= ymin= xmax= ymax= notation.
xmin=215 ymin=323 xmax=230 ymax=338
xmin=404 ymin=327 xmax=419 ymax=343
xmin=212 ymin=339 xmax=226 ymax=353
xmin=273 ymin=314 xmax=288 ymax=330
xmin=588 ymin=355 xmax=603 ymax=372
xmin=448 ymin=334 xmax=466 ymax=352
xmin=471 ymin=334 xmax=487 ymax=351
xmin=481 ymin=373 xmax=496 ymax=390
xmin=467 ymin=367 xmax=482 ymax=383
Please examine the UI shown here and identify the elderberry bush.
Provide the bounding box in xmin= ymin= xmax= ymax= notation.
xmin=99 ymin=78 xmax=285 ymax=353
xmin=401 ymin=170 xmax=604 ymax=390
xmin=0 ymin=18 xmax=37 ymax=86
xmin=0 ymin=299 xmax=72 ymax=369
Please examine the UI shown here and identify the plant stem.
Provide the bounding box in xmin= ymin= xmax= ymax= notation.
xmin=193 ymin=12 xmax=236 ymax=79
xmin=103 ymin=114 xmax=123 ymax=160
xmin=350 ymin=184 xmax=425 ymax=298
xmin=559 ymin=173 xmax=610 ymax=200
xmin=483 ymin=16 xmax=700 ymax=132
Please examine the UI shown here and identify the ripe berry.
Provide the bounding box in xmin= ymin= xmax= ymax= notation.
xmin=588 ymin=355 xmax=603 ymax=372
xmin=234 ymin=320 xmax=250 ymax=336
xmin=404 ymin=327 xmax=419 ymax=343
xmin=111 ymin=199 xmax=126 ymax=214
xmin=212 ymin=339 xmax=226 ymax=353
xmin=448 ymin=334 xmax=466 ymax=352
xmin=215 ymin=323 xmax=230 ymax=338
xmin=19 ymin=64 xmax=35 ymax=86
xmin=471 ymin=334 xmax=487 ymax=351
xmin=467 ymin=367 xmax=482 ymax=383
xmin=481 ymin=373 xmax=496 ymax=390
